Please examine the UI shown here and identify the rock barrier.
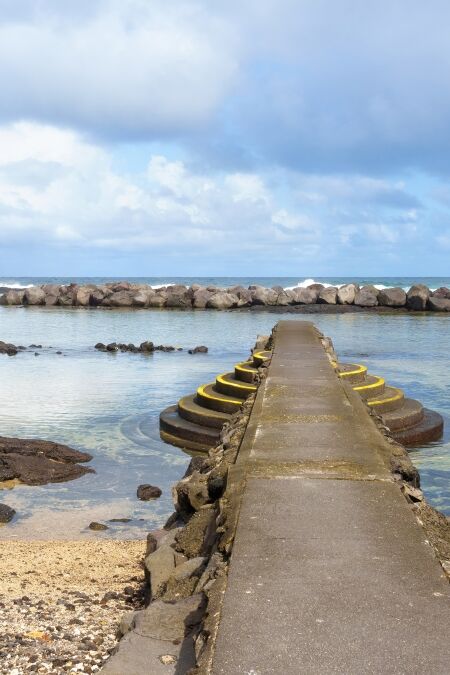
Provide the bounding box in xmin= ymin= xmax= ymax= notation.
xmin=1 ymin=281 xmax=450 ymax=311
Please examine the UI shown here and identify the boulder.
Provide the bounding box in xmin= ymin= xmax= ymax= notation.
xmin=354 ymin=285 xmax=379 ymax=307
xmin=58 ymin=286 xmax=76 ymax=306
xmin=0 ymin=289 xmax=25 ymax=305
xmin=428 ymin=297 xmax=450 ymax=312
xmin=206 ymin=292 xmax=238 ymax=310
xmin=276 ymin=290 xmax=294 ymax=306
xmin=108 ymin=291 xmax=134 ymax=307
xmin=137 ymin=484 xmax=162 ymax=500
xmin=250 ymin=287 xmax=278 ymax=306
xmin=24 ymin=287 xmax=46 ymax=305
xmin=308 ymin=283 xmax=324 ymax=291
xmin=44 ymin=294 xmax=59 ymax=306
xmin=140 ymin=341 xmax=154 ymax=353
xmin=0 ymin=503 xmax=15 ymax=523
xmin=88 ymin=522 xmax=109 ymax=531
xmin=148 ymin=292 xmax=167 ymax=308
xmin=131 ymin=290 xmax=153 ymax=307
xmin=291 ymin=287 xmax=319 ymax=304
xmin=188 ymin=345 xmax=208 ymax=354
xmin=337 ymin=284 xmax=358 ymax=305
xmin=378 ymin=287 xmax=407 ymax=307
xmin=75 ymin=287 xmax=92 ymax=306
xmin=406 ymin=284 xmax=430 ymax=310
xmin=318 ymin=287 xmax=338 ymax=304
xmin=193 ymin=289 xmax=213 ymax=309
xmin=174 ymin=506 xmax=216 ymax=558
xmin=432 ymin=287 xmax=450 ymax=299
xmin=166 ymin=289 xmax=192 ymax=308
xmin=144 ymin=544 xmax=176 ymax=598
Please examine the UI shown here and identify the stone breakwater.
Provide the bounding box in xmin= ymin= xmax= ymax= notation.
xmin=2 ymin=281 xmax=450 ymax=311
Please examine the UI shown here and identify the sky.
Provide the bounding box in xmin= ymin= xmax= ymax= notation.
xmin=1 ymin=0 xmax=450 ymax=277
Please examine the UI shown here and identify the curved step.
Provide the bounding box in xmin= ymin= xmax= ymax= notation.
xmin=160 ymin=429 xmax=210 ymax=453
xmin=353 ymin=374 xmax=385 ymax=399
xmin=235 ymin=361 xmax=259 ymax=383
xmin=338 ymin=363 xmax=368 ymax=384
xmin=196 ymin=383 xmax=243 ymax=414
xmin=252 ymin=350 xmax=271 ymax=367
xmin=367 ymin=386 xmax=404 ymax=413
xmin=178 ymin=394 xmax=231 ymax=429
xmin=391 ymin=409 xmax=444 ymax=446
xmin=215 ymin=372 xmax=257 ymax=399
xmin=160 ymin=405 xmax=220 ymax=450
xmin=381 ymin=398 xmax=424 ymax=432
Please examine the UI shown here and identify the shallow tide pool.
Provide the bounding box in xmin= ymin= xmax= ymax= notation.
xmin=1 ymin=307 xmax=449 ymax=539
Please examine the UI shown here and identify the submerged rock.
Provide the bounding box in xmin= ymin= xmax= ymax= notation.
xmin=0 ymin=340 xmax=19 ymax=356
xmin=0 ymin=436 xmax=94 ymax=486
xmin=188 ymin=345 xmax=208 ymax=354
xmin=89 ymin=522 xmax=109 ymax=531
xmin=0 ymin=503 xmax=16 ymax=523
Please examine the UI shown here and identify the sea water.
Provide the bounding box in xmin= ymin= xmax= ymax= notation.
xmin=0 ymin=305 xmax=449 ymax=539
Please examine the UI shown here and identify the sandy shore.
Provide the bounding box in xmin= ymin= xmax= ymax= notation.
xmin=0 ymin=539 xmax=146 ymax=674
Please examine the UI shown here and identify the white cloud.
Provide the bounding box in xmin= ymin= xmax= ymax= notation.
xmin=0 ymin=1 xmax=238 ymax=137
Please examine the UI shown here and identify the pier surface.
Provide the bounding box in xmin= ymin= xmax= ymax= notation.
xmin=210 ymin=321 xmax=450 ymax=674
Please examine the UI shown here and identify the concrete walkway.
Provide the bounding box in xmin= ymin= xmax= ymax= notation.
xmin=210 ymin=321 xmax=450 ymax=674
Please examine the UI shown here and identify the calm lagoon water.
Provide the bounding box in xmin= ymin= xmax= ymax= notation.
xmin=0 ymin=306 xmax=449 ymax=539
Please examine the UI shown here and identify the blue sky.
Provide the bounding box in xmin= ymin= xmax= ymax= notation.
xmin=1 ymin=0 xmax=450 ymax=276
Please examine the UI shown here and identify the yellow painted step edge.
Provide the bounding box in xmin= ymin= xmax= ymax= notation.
xmin=235 ymin=361 xmax=257 ymax=374
xmin=253 ymin=350 xmax=270 ymax=361
xmin=367 ymin=388 xmax=404 ymax=407
xmin=197 ymin=383 xmax=242 ymax=406
xmin=353 ymin=375 xmax=385 ymax=392
xmin=178 ymin=397 xmax=230 ymax=420
xmin=339 ymin=363 xmax=367 ymax=378
xmin=216 ymin=373 xmax=257 ymax=391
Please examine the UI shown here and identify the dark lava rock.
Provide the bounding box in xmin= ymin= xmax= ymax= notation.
xmin=139 ymin=341 xmax=155 ymax=352
xmin=109 ymin=517 xmax=132 ymax=523
xmin=406 ymin=284 xmax=430 ymax=310
xmin=378 ymin=287 xmax=407 ymax=307
xmin=137 ymin=484 xmax=162 ymax=501
xmin=0 ymin=503 xmax=16 ymax=523
xmin=0 ymin=340 xmax=19 ymax=356
xmin=88 ymin=522 xmax=109 ymax=531
xmin=0 ymin=436 xmax=94 ymax=486
xmin=95 ymin=342 xmax=107 ymax=351
xmin=188 ymin=345 xmax=208 ymax=354
xmin=106 ymin=342 xmax=119 ymax=352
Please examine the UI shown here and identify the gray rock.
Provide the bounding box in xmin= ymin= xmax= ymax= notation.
xmin=291 ymin=287 xmax=319 ymax=304
xmin=337 ymin=284 xmax=358 ymax=305
xmin=428 ymin=296 xmax=450 ymax=312
xmin=144 ymin=544 xmax=176 ymax=597
xmin=139 ymin=341 xmax=154 ymax=353
xmin=0 ymin=289 xmax=25 ymax=305
xmin=168 ymin=556 xmax=207 ymax=583
xmin=148 ymin=292 xmax=167 ymax=308
xmin=432 ymin=287 xmax=450 ymax=299
xmin=118 ymin=611 xmax=136 ymax=637
xmin=44 ymin=294 xmax=59 ymax=306
xmin=193 ymin=289 xmax=213 ymax=308
xmin=354 ymin=285 xmax=379 ymax=307
xmin=406 ymin=284 xmax=430 ymax=310
xmin=24 ymin=287 xmax=46 ymax=305
xmin=0 ymin=503 xmax=16 ymax=523
xmin=318 ymin=287 xmax=338 ymax=304
xmin=206 ymin=292 xmax=238 ymax=310
xmin=108 ymin=290 xmax=134 ymax=307
xmin=251 ymin=287 xmax=278 ymax=306
xmin=131 ymin=290 xmax=153 ymax=307
xmin=0 ymin=340 xmax=18 ymax=356
xmin=166 ymin=288 xmax=192 ymax=308
xmin=75 ymin=287 xmax=92 ymax=306
xmin=378 ymin=287 xmax=407 ymax=307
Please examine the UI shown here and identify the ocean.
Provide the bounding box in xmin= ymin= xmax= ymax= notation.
xmin=0 ymin=280 xmax=449 ymax=539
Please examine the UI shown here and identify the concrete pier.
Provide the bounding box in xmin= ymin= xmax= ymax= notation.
xmin=209 ymin=321 xmax=450 ymax=674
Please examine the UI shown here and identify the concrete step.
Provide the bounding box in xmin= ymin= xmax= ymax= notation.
xmin=196 ymin=383 xmax=243 ymax=414
xmin=353 ymin=374 xmax=385 ymax=399
xmin=252 ymin=350 xmax=271 ymax=366
xmin=234 ymin=360 xmax=258 ymax=383
xmin=391 ymin=408 xmax=444 ymax=446
xmin=367 ymin=385 xmax=404 ymax=413
xmin=338 ymin=362 xmax=368 ymax=384
xmin=381 ymin=398 xmax=424 ymax=432
xmin=178 ymin=394 xmax=231 ymax=429
xmin=160 ymin=405 xmax=220 ymax=451
xmin=215 ymin=372 xmax=257 ymax=399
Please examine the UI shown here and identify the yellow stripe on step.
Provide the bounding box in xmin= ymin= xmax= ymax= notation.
xmin=197 ymin=384 xmax=242 ymax=405
xmin=216 ymin=373 xmax=257 ymax=391
xmin=235 ymin=361 xmax=257 ymax=373
xmin=353 ymin=375 xmax=385 ymax=392
xmin=253 ymin=350 xmax=270 ymax=361
xmin=339 ymin=364 xmax=367 ymax=378
xmin=367 ymin=388 xmax=403 ymax=407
